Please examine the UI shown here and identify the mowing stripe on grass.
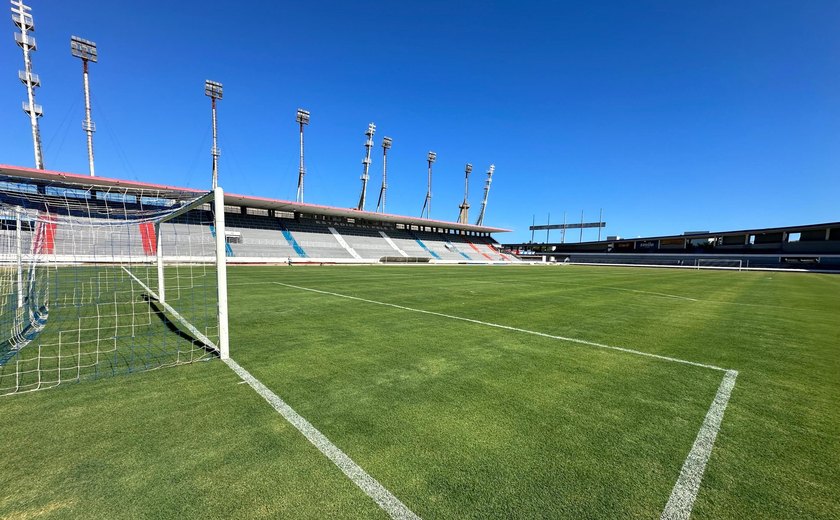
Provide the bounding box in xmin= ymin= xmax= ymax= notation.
xmin=223 ymin=358 xmax=421 ymax=520
xmin=271 ymin=281 xmax=730 ymax=372
xmin=661 ymin=370 xmax=738 ymax=520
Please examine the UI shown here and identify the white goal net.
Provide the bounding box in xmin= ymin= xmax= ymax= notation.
xmin=695 ymin=258 xmax=743 ymax=271
xmin=0 ymin=175 xmax=229 ymax=395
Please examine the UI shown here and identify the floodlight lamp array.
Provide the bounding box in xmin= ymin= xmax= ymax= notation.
xmin=465 ymin=163 xmax=473 ymax=174
xmin=296 ymin=108 xmax=310 ymax=125
xmin=204 ymin=80 xmax=223 ymax=99
xmin=427 ymin=151 xmax=437 ymax=163
xmin=366 ymin=122 xmax=376 ymax=136
xmin=70 ymin=35 xmax=97 ymax=62
xmin=11 ymin=1 xmax=34 ymax=31
xmin=382 ymin=136 xmax=392 ymax=149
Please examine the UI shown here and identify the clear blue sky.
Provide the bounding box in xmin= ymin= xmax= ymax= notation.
xmin=2 ymin=1 xmax=838 ymax=242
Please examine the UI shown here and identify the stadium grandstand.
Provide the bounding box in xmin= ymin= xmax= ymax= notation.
xmin=505 ymin=223 xmax=840 ymax=271
xmin=0 ymin=164 xmax=519 ymax=265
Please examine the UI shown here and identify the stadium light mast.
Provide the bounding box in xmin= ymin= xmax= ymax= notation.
xmin=475 ymin=164 xmax=494 ymax=226
xmin=204 ymin=80 xmax=223 ymax=189
xmin=375 ymin=136 xmax=392 ymax=213
xmin=11 ymin=0 xmax=44 ymax=170
xmin=457 ymin=163 xmax=472 ymax=224
xmin=70 ymin=36 xmax=98 ymax=176
xmin=295 ymin=108 xmax=310 ymax=203
xmin=356 ymin=123 xmax=375 ymax=211
xmin=420 ymin=151 xmax=436 ymax=219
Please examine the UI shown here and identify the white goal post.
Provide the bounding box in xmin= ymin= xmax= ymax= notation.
xmin=0 ymin=176 xmax=229 ymax=395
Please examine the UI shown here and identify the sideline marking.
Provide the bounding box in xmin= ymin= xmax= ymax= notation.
xmin=224 ymin=358 xmax=420 ymax=520
xmin=599 ymin=286 xmax=697 ymax=302
xmin=271 ymin=281 xmax=739 ymax=518
xmin=271 ymin=281 xmax=728 ymax=372
xmin=661 ymin=370 xmax=738 ymax=520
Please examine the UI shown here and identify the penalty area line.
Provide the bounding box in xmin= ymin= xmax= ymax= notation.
xmin=271 ymin=281 xmax=740 ymax=518
xmin=223 ymin=358 xmax=420 ymax=520
xmin=270 ymin=281 xmax=729 ymax=372
xmin=661 ymin=369 xmax=738 ymax=520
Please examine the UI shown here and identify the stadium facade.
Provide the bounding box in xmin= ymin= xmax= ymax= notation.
xmin=505 ymin=222 xmax=840 ymax=270
xmin=1 ymin=164 xmax=518 ymax=264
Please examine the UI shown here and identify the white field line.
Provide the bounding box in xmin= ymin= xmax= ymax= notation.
xmin=271 ymin=282 xmax=728 ymax=372
xmin=598 ymin=285 xmax=698 ymax=302
xmin=226 ymin=278 xmax=820 ymax=314
xmin=661 ymin=370 xmax=738 ymax=520
xmin=271 ymin=281 xmax=739 ymax=518
xmin=224 ymin=357 xmax=421 ymax=520
xmin=238 ymin=276 xmax=830 ymax=315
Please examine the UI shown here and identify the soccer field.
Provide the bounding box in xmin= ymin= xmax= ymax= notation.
xmin=2 ymin=265 xmax=838 ymax=519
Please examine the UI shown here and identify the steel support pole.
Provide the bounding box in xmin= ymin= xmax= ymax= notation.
xmin=530 ymin=215 xmax=535 ymax=243
xmin=14 ymin=2 xmax=44 ymax=169
xmin=546 ymin=213 xmax=550 ymax=243
xmin=211 ymin=98 xmax=219 ymax=190
xmin=357 ymin=125 xmax=374 ymax=211
xmin=380 ymin=146 xmax=388 ymax=212
xmin=82 ymin=60 xmax=95 ymax=176
xmin=579 ymin=211 xmax=584 ymax=243
xmin=562 ymin=211 xmax=566 ymax=243
xmin=598 ymin=208 xmax=603 ymax=241
xmin=297 ymin=122 xmax=305 ymax=202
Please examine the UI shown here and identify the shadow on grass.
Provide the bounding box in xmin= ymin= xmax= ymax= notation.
xmin=141 ymin=294 xmax=218 ymax=358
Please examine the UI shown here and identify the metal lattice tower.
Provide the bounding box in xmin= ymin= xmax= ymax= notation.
xmin=11 ymin=0 xmax=44 ymax=170
xmin=375 ymin=136 xmax=392 ymax=213
xmin=356 ymin=123 xmax=375 ymax=211
xmin=204 ymin=80 xmax=223 ymax=189
xmin=475 ymin=164 xmax=494 ymax=226
xmin=295 ymin=108 xmax=310 ymax=203
xmin=420 ymin=151 xmax=436 ymax=219
xmin=70 ymin=36 xmax=98 ymax=176
xmin=458 ymin=163 xmax=472 ymax=224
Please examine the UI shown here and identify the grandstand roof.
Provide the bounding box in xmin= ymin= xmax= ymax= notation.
xmin=0 ymin=164 xmax=510 ymax=234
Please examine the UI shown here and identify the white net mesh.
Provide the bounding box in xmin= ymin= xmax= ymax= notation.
xmin=0 ymin=175 xmax=221 ymax=395
xmin=695 ymin=258 xmax=743 ymax=270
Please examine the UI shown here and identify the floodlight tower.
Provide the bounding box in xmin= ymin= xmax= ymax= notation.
xmin=475 ymin=164 xmax=495 ymax=226
xmin=356 ymin=123 xmax=375 ymax=211
xmin=295 ymin=108 xmax=310 ymax=203
xmin=11 ymin=0 xmax=44 ymax=170
xmin=420 ymin=151 xmax=436 ymax=219
xmin=457 ymin=163 xmax=472 ymax=224
xmin=204 ymin=80 xmax=223 ymax=189
xmin=70 ymin=36 xmax=98 ymax=176
xmin=375 ymin=136 xmax=392 ymax=213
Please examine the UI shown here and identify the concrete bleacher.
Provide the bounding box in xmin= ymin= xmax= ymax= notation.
xmin=221 ymin=213 xmax=298 ymax=259
xmin=336 ymin=226 xmax=402 ymax=259
xmin=387 ymin=231 xmax=435 ymax=259
xmin=1 ymin=166 xmax=515 ymax=266
xmin=412 ymin=231 xmax=466 ymax=261
xmin=281 ymin=219 xmax=354 ymax=260
xmin=18 ymin=210 xmax=514 ymax=264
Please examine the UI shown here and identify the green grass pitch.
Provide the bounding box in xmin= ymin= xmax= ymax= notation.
xmin=1 ymin=265 xmax=838 ymax=519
